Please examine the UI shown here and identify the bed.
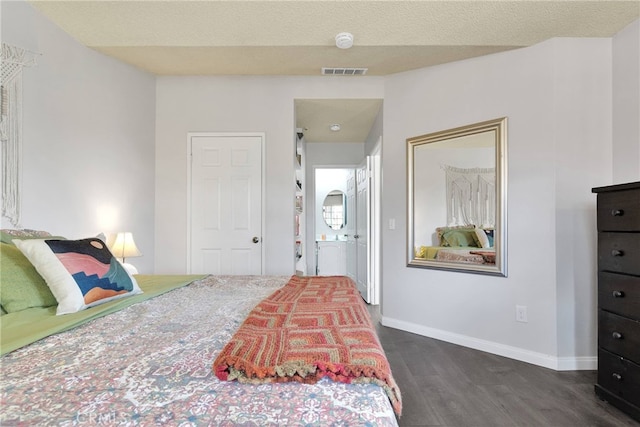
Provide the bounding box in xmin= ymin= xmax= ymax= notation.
xmin=0 ymin=231 xmax=400 ymax=425
xmin=415 ymin=225 xmax=495 ymax=265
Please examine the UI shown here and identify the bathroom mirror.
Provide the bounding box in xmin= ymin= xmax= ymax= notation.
xmin=322 ymin=190 xmax=347 ymax=230
xmin=407 ymin=117 xmax=507 ymax=276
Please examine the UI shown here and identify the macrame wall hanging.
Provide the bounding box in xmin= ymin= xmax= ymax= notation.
xmin=1 ymin=43 xmax=39 ymax=226
xmin=444 ymin=165 xmax=495 ymax=228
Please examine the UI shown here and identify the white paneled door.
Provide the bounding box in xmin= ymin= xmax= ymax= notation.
xmin=345 ymin=169 xmax=357 ymax=283
xmin=189 ymin=133 xmax=263 ymax=275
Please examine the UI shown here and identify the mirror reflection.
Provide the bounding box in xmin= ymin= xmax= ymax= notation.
xmin=322 ymin=190 xmax=347 ymax=230
xmin=407 ymin=117 xmax=507 ymax=276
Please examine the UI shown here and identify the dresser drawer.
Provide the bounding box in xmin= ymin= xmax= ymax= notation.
xmin=597 ymin=189 xmax=640 ymax=232
xmin=598 ymin=348 xmax=640 ymax=408
xmin=599 ymin=311 xmax=640 ymax=361
xmin=599 ymin=272 xmax=640 ymax=320
xmin=598 ymin=232 xmax=640 ymax=276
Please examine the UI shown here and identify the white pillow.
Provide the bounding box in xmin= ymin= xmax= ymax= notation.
xmin=13 ymin=237 xmax=142 ymax=315
xmin=474 ymin=228 xmax=491 ymax=249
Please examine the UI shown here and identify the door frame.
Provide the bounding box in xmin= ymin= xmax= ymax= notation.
xmin=186 ymin=132 xmax=266 ymax=274
xmin=369 ymin=140 xmax=382 ymax=305
xmin=355 ymin=159 xmax=370 ymax=302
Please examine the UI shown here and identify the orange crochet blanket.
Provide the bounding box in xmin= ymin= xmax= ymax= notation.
xmin=213 ymin=275 xmax=402 ymax=416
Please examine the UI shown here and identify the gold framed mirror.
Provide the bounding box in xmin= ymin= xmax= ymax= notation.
xmin=407 ymin=117 xmax=507 ymax=276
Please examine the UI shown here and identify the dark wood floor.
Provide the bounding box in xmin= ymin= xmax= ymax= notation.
xmin=370 ymin=308 xmax=640 ymax=427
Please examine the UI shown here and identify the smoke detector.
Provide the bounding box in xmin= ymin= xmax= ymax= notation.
xmin=330 ymin=124 xmax=341 ymax=132
xmin=335 ymin=32 xmax=354 ymax=49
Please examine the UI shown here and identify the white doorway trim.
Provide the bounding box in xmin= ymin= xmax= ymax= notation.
xmin=369 ymin=139 xmax=382 ymax=305
xmin=186 ymin=132 xmax=266 ymax=274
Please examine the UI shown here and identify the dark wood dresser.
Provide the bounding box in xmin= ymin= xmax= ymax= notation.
xmin=592 ymin=181 xmax=640 ymax=422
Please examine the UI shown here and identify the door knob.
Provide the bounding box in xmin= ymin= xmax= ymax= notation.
xmin=252 ymin=236 xmax=260 ymax=244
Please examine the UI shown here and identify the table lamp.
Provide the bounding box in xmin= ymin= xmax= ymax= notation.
xmin=110 ymin=231 xmax=142 ymax=274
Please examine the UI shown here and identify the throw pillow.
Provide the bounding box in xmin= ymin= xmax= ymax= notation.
xmin=484 ymin=228 xmax=495 ymax=247
xmin=0 ymin=242 xmax=58 ymax=312
xmin=1 ymin=229 xmax=52 ymax=244
xmin=13 ymin=238 xmax=142 ymax=315
xmin=441 ymin=229 xmax=478 ymax=247
xmin=474 ymin=228 xmax=491 ymax=249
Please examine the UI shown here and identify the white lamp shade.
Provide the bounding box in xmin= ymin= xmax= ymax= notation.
xmin=110 ymin=232 xmax=142 ymax=261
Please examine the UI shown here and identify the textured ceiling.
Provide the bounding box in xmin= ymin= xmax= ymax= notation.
xmin=295 ymin=99 xmax=383 ymax=144
xmin=27 ymin=0 xmax=639 ymax=142
xmin=28 ymin=0 xmax=639 ymax=76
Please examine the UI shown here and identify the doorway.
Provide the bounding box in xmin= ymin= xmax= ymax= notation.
xmin=313 ymin=164 xmax=380 ymax=304
xmin=295 ymin=98 xmax=383 ymax=305
xmin=315 ymin=168 xmax=354 ymax=278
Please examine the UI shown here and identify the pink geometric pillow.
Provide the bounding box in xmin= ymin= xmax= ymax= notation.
xmin=13 ymin=238 xmax=142 ymax=315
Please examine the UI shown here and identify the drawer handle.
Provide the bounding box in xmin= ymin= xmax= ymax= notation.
xmin=612 ymin=373 xmax=623 ymax=381
xmin=611 ymin=249 xmax=624 ymax=257
xmin=612 ymin=290 xmax=625 ymax=298
xmin=612 ymin=331 xmax=623 ymax=340
xmin=611 ymin=209 xmax=624 ymax=217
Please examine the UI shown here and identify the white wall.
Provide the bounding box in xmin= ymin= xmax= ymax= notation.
xmin=1 ymin=1 xmax=156 ymax=273
xmin=364 ymin=106 xmax=383 ymax=156
xmin=613 ymin=19 xmax=640 ymax=183
xmin=305 ymin=141 xmax=365 ymax=166
xmin=155 ymin=77 xmax=382 ymax=274
xmin=552 ymin=39 xmax=613 ymax=363
xmin=381 ymin=37 xmax=612 ymax=370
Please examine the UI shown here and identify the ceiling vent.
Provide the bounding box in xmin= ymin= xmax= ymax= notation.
xmin=322 ymin=67 xmax=368 ymax=76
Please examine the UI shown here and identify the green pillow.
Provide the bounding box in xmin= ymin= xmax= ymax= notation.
xmin=0 ymin=242 xmax=57 ymax=312
xmin=0 ymin=229 xmax=67 ymax=247
xmin=441 ymin=229 xmax=478 ymax=247
xmin=1 ymin=229 xmax=52 ymax=244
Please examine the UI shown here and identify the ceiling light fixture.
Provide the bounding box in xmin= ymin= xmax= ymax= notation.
xmin=330 ymin=124 xmax=341 ymax=132
xmin=335 ymin=32 xmax=354 ymax=49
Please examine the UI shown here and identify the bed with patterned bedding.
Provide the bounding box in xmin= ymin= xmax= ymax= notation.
xmin=0 ymin=229 xmax=399 ymax=424
xmin=0 ymin=276 xmax=397 ymax=426
xmin=414 ymin=225 xmax=495 ymax=265
xmin=0 ymin=274 xmax=399 ymax=426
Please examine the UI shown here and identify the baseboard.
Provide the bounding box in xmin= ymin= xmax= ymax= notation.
xmin=556 ymin=356 xmax=597 ymax=371
xmin=381 ymin=316 xmax=597 ymax=371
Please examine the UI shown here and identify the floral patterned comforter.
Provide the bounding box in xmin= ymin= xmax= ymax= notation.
xmin=0 ymin=275 xmax=398 ymax=426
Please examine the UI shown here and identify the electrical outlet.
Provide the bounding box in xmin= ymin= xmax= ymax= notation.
xmin=516 ymin=305 xmax=528 ymax=323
